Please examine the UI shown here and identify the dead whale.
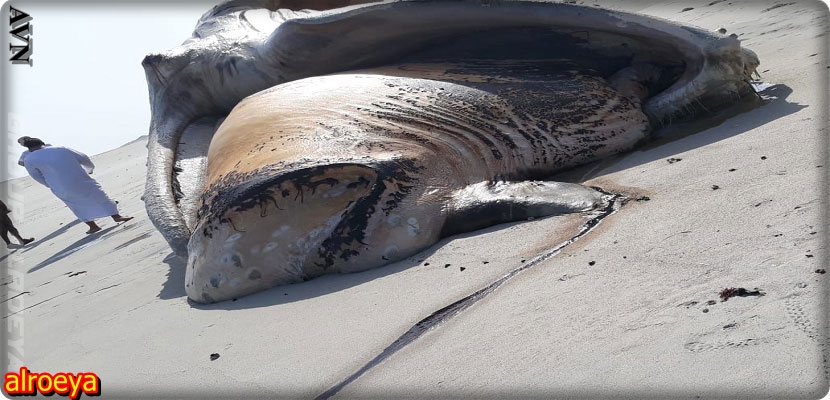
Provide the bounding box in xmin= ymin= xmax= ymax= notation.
xmin=141 ymin=0 xmax=760 ymax=302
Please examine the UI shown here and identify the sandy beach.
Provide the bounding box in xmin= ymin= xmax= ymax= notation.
xmin=1 ymin=0 xmax=827 ymax=398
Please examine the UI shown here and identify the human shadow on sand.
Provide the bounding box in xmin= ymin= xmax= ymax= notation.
xmin=27 ymin=225 xmax=117 ymax=273
xmin=19 ymin=220 xmax=83 ymax=254
xmin=1 ymin=220 xmax=82 ymax=265
xmin=172 ymin=85 xmax=804 ymax=310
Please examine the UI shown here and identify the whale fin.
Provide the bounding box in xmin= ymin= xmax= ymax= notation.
xmin=441 ymin=181 xmax=610 ymax=237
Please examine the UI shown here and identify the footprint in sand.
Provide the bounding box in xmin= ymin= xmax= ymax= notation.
xmin=683 ymin=315 xmax=779 ymax=353
xmin=784 ymin=295 xmax=821 ymax=342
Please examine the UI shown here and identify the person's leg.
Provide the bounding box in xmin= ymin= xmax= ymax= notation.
xmin=85 ymin=221 xmax=102 ymax=234
xmin=7 ymin=225 xmax=34 ymax=245
xmin=111 ymin=214 xmax=133 ymax=223
xmin=10 ymin=229 xmax=34 ymax=245
xmin=0 ymin=215 xmax=12 ymax=245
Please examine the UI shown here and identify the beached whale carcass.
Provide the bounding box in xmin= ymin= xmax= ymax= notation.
xmin=141 ymin=0 xmax=760 ymax=303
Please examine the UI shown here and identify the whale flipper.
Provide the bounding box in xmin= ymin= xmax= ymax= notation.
xmin=442 ymin=181 xmax=611 ymax=237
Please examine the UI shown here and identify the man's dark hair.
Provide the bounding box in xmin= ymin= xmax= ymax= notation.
xmin=22 ymin=138 xmax=45 ymax=149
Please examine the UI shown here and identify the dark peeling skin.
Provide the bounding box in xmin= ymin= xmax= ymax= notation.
xmin=142 ymin=0 xmax=760 ymax=303
xmin=197 ymin=159 xmax=423 ymax=271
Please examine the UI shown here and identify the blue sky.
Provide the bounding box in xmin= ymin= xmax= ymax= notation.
xmin=3 ymin=1 xmax=210 ymax=179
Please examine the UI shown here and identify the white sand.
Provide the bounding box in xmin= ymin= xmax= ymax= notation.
xmin=1 ymin=1 xmax=827 ymax=398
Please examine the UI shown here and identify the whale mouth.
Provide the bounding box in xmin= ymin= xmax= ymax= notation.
xmin=142 ymin=0 xmax=761 ymax=257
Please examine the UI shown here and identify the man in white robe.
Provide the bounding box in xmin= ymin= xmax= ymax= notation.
xmin=23 ymin=138 xmax=133 ymax=234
